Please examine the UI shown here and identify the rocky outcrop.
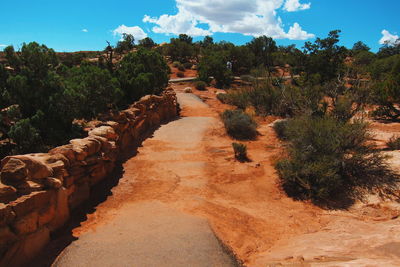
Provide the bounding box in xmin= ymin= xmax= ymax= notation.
xmin=0 ymin=88 xmax=178 ymax=266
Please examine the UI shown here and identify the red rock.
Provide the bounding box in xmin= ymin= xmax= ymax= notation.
xmin=0 ymin=204 xmax=16 ymax=226
xmin=12 ymin=211 xmax=38 ymax=235
xmin=89 ymin=126 xmax=118 ymax=141
xmin=0 ymin=158 xmax=28 ymax=185
xmin=49 ymin=188 xmax=69 ymax=231
xmin=0 ymin=183 xmax=17 ymax=203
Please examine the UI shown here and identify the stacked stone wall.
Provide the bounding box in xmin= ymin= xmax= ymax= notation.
xmin=0 ymin=89 xmax=178 ymax=266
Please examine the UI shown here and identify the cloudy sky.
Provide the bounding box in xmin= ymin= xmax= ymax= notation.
xmin=0 ymin=0 xmax=398 ymax=51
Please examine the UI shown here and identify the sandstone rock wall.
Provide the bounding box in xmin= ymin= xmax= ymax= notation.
xmin=0 ymin=89 xmax=178 ymax=266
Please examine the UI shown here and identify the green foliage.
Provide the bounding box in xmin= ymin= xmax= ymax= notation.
xmin=386 ymin=135 xmax=400 ymax=150
xmin=247 ymin=36 xmax=277 ymax=70
xmin=183 ymin=62 xmax=193 ymax=69
xmin=276 ymin=115 xmax=399 ymax=206
xmin=64 ymin=64 xmax=122 ymax=118
xmin=198 ymin=50 xmax=232 ymax=88
xmin=303 ymin=30 xmax=348 ymax=83
xmin=224 ymin=82 xmax=323 ymax=117
xmin=273 ymin=120 xmax=289 ymax=140
xmin=352 ymin=41 xmax=370 ymax=53
xmin=232 ymin=142 xmax=248 ymax=161
xmin=221 ymin=110 xmax=257 ymax=140
xmin=167 ymin=37 xmax=194 ymax=63
xmin=177 ymin=64 xmax=185 ymax=72
xmin=0 ymin=42 xmax=169 ymax=156
xmin=116 ymin=48 xmax=169 ymax=104
xmin=216 ymin=93 xmax=229 ymax=103
xmin=138 ymin=37 xmax=156 ymax=48
xmin=115 ymin=34 xmax=135 ymax=54
xmin=194 ymin=81 xmax=207 ymax=91
xmin=8 ymin=118 xmax=42 ymax=153
xmin=172 ymin=61 xmax=181 ymax=68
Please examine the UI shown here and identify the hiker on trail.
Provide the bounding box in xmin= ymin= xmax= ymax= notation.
xmin=226 ymin=61 xmax=232 ymax=71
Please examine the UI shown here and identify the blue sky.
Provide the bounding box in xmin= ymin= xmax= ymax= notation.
xmin=0 ymin=0 xmax=399 ymax=52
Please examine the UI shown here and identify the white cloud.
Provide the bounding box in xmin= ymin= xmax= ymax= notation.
xmin=113 ymin=25 xmax=147 ymax=40
xmin=286 ymin=22 xmax=314 ymax=40
xmin=82 ymin=29 xmax=88 ymax=33
xmin=283 ymin=0 xmax=310 ymax=12
xmin=143 ymin=0 xmax=314 ymax=40
xmin=0 ymin=44 xmax=6 ymax=47
xmin=379 ymin=29 xmax=399 ymax=45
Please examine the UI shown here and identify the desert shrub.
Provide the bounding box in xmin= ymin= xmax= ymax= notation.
xmin=240 ymin=75 xmax=254 ymax=82
xmin=178 ymin=65 xmax=185 ymax=72
xmin=216 ymin=93 xmax=229 ymax=103
xmin=273 ymin=119 xmax=289 ymax=140
xmin=172 ymin=61 xmax=181 ymax=68
xmin=184 ymin=62 xmax=193 ymax=69
xmin=276 ymin=115 xmax=399 ymax=206
xmin=177 ymin=71 xmax=185 ymax=78
xmin=195 ymin=81 xmax=207 ymax=91
xmin=232 ymin=142 xmax=248 ymax=161
xmin=387 ymin=135 xmax=400 ymax=150
xmin=221 ymin=110 xmax=257 ymax=140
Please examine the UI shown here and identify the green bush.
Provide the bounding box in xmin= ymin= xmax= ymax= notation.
xmin=116 ymin=48 xmax=169 ymax=105
xmin=240 ymin=75 xmax=254 ymax=82
xmin=184 ymin=62 xmax=193 ymax=69
xmin=172 ymin=61 xmax=181 ymax=68
xmin=273 ymin=119 xmax=289 ymax=140
xmin=387 ymin=135 xmax=400 ymax=150
xmin=198 ymin=50 xmax=232 ymax=88
xmin=177 ymin=71 xmax=185 ymax=78
xmin=221 ymin=110 xmax=257 ymax=140
xmin=216 ymin=93 xmax=229 ymax=103
xmin=195 ymin=81 xmax=207 ymax=91
xmin=178 ymin=65 xmax=185 ymax=72
xmin=232 ymin=142 xmax=248 ymax=161
xmin=276 ymin=115 xmax=399 ymax=206
xmin=64 ymin=64 xmax=122 ymax=119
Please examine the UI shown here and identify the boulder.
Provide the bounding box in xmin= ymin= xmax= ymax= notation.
xmin=49 ymin=145 xmax=76 ymax=162
xmin=89 ymin=126 xmax=118 ymax=141
xmin=0 ymin=158 xmax=28 ymax=185
xmin=1 ymin=155 xmax=53 ymax=183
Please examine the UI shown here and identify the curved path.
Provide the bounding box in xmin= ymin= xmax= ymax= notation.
xmin=52 ymin=92 xmax=236 ymax=267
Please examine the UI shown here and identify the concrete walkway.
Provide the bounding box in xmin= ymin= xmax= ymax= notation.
xmin=52 ymin=93 xmax=235 ymax=267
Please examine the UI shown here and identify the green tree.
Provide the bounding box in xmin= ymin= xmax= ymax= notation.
xmin=64 ymin=64 xmax=122 ymax=118
xmin=352 ymin=41 xmax=370 ymax=53
xmin=167 ymin=37 xmax=195 ymax=63
xmin=247 ymin=36 xmax=277 ymax=72
xmin=116 ymin=48 xmax=169 ymax=104
xmin=115 ymin=33 xmax=135 ymax=54
xmin=138 ymin=37 xmax=156 ymax=48
xmin=198 ymin=50 xmax=232 ymax=88
xmin=303 ymin=30 xmax=347 ymax=83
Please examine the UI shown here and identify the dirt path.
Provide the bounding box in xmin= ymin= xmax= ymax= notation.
xmin=52 ymin=93 xmax=236 ymax=266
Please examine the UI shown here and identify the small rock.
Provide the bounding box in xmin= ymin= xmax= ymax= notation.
xmin=184 ymin=87 xmax=192 ymax=93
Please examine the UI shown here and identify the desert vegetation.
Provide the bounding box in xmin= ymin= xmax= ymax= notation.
xmin=0 ymin=35 xmax=168 ymax=157
xmin=2 ymin=29 xmax=400 ymax=206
